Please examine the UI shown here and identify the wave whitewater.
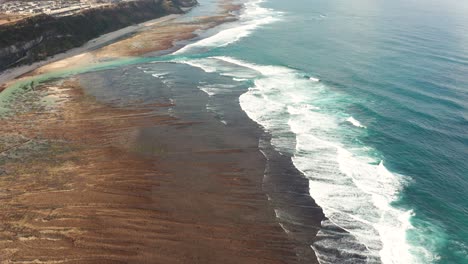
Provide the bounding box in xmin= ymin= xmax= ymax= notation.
xmin=174 ymin=0 xmax=282 ymax=55
xmin=174 ymin=51 xmax=428 ymax=263
xmin=164 ymin=0 xmax=436 ymax=263
xmin=347 ymin=116 xmax=366 ymax=128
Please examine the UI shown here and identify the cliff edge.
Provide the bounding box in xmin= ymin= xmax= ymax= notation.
xmin=0 ymin=0 xmax=197 ymax=71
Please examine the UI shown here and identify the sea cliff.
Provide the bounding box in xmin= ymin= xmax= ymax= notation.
xmin=0 ymin=0 xmax=197 ymax=71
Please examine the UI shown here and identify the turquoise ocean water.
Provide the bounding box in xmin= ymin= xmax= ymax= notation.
xmin=167 ymin=0 xmax=468 ymax=263
xmin=2 ymin=0 xmax=466 ymax=263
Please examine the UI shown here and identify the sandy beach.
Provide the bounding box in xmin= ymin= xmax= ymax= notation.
xmin=0 ymin=1 xmax=323 ymax=263
xmin=0 ymin=1 xmax=239 ymax=90
xmin=0 ymin=14 xmax=178 ymax=87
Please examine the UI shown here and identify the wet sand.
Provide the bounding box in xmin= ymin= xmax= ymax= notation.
xmin=0 ymin=1 xmax=240 ymax=89
xmin=0 ymin=1 xmax=324 ymax=263
xmin=0 ymin=14 xmax=180 ymax=87
xmin=0 ymin=74 xmax=320 ymax=263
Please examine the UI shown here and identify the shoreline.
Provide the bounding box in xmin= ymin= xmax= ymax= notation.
xmin=0 ymin=60 xmax=315 ymax=264
xmin=0 ymin=0 xmax=240 ymax=90
xmin=0 ymin=0 xmax=324 ymax=263
xmin=0 ymin=14 xmax=180 ymax=89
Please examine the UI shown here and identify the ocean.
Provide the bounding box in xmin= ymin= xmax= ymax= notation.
xmin=163 ymin=0 xmax=468 ymax=263
xmin=3 ymin=0 xmax=466 ymax=263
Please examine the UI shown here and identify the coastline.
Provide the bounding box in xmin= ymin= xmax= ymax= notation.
xmin=0 ymin=14 xmax=180 ymax=89
xmin=0 ymin=74 xmax=300 ymax=262
xmin=0 ymin=1 xmax=324 ymax=263
xmin=0 ymin=0 xmax=239 ymax=90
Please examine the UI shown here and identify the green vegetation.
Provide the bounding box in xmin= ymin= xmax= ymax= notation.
xmin=0 ymin=0 xmax=196 ymax=70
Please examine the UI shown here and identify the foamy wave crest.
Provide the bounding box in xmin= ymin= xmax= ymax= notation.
xmin=151 ymin=72 xmax=169 ymax=78
xmin=198 ymin=83 xmax=237 ymax=97
xmin=200 ymin=87 xmax=216 ymax=97
xmin=233 ymin=77 xmax=248 ymax=82
xmin=174 ymin=0 xmax=282 ymax=54
xmin=178 ymin=60 xmax=217 ymax=73
xmin=179 ymin=56 xmax=425 ymax=263
xmin=347 ymin=116 xmax=366 ymax=128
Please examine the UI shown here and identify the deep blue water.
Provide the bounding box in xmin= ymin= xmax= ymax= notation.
xmin=168 ymin=0 xmax=468 ymax=263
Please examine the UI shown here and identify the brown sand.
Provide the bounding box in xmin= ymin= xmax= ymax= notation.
xmin=29 ymin=3 xmax=240 ymax=77
xmin=0 ymin=1 xmax=323 ymax=263
xmin=0 ymin=1 xmax=240 ymax=91
xmin=0 ymin=76 xmax=305 ymax=263
xmin=0 ymin=14 xmax=28 ymax=26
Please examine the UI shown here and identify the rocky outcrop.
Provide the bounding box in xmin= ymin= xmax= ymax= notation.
xmin=0 ymin=0 xmax=197 ymax=71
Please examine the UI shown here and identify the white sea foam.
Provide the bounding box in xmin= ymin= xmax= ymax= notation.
xmin=347 ymin=116 xmax=366 ymax=128
xmin=151 ymin=72 xmax=169 ymax=78
xmin=174 ymin=0 xmax=282 ymax=55
xmin=179 ymin=55 xmax=422 ymax=263
xmin=244 ymin=60 xmax=419 ymax=263
xmin=160 ymin=78 xmax=174 ymax=87
xmin=200 ymin=87 xmax=216 ymax=97
xmin=178 ymin=60 xmax=217 ymax=73
xmin=175 ymin=57 xmax=259 ymax=80
xmin=309 ymin=77 xmax=320 ymax=82
xmin=233 ymin=77 xmax=248 ymax=82
xmin=198 ymin=83 xmax=237 ymax=97
xmin=165 ymin=0 xmax=426 ymax=259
